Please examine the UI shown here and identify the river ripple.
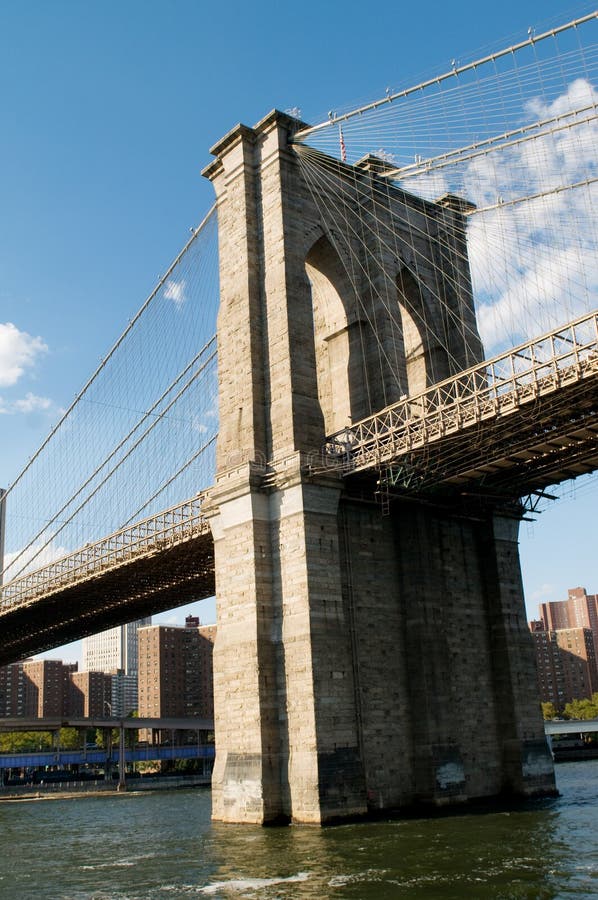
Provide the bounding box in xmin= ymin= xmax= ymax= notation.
xmin=0 ymin=760 xmax=596 ymax=899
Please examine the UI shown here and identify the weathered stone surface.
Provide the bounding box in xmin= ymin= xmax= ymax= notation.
xmin=203 ymin=111 xmax=555 ymax=825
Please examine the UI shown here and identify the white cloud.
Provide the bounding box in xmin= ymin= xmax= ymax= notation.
xmin=164 ymin=278 xmax=187 ymax=307
xmin=398 ymin=78 xmax=597 ymax=357
xmin=474 ymin=242 xmax=597 ymax=353
xmin=526 ymin=77 xmax=598 ymax=125
xmin=462 ymin=80 xmax=598 ymax=356
xmin=0 ymin=391 xmax=53 ymax=415
xmin=0 ymin=322 xmax=47 ymax=387
xmin=400 ymin=168 xmax=449 ymax=202
xmin=3 ymin=539 xmax=71 ymax=583
xmin=12 ymin=392 xmax=52 ymax=414
xmin=192 ymin=400 xmax=219 ymax=434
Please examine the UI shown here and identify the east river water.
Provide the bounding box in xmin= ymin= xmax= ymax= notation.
xmin=1 ymin=761 xmax=597 ymax=900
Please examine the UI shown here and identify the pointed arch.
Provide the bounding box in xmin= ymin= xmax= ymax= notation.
xmin=396 ymin=268 xmax=429 ymax=395
xmin=305 ymin=235 xmax=367 ymax=434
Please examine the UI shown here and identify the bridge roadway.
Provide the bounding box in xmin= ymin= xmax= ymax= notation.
xmin=324 ymin=310 xmax=598 ymax=495
xmin=0 ymin=714 xmax=588 ymax=736
xmin=0 ymin=313 xmax=597 ymax=666
xmin=0 ymin=498 xmax=215 ymax=667
xmin=1 ymin=716 xmax=589 ymax=736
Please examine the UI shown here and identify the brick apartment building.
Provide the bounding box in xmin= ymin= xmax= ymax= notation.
xmin=0 ymin=616 xmax=217 ymax=722
xmin=138 ymin=618 xmax=216 ymax=720
xmin=530 ymin=587 xmax=598 ymax=708
xmin=540 ymin=587 xmax=598 ymax=660
xmin=0 ymin=660 xmax=114 ymax=719
xmin=22 ymin=660 xmax=78 ymax=717
xmin=0 ymin=661 xmax=26 ymax=717
xmin=70 ymin=670 xmax=113 ymax=717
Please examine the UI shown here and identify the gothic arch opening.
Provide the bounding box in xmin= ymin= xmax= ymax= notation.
xmin=305 ymin=236 xmax=366 ymax=435
xmin=397 ymin=268 xmax=429 ymax=396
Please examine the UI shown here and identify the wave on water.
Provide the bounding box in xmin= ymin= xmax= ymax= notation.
xmin=80 ymin=861 xmax=136 ymax=870
xmin=80 ymin=852 xmax=158 ymax=870
xmin=328 ymin=869 xmax=389 ymax=887
xmin=199 ymin=872 xmax=311 ymax=894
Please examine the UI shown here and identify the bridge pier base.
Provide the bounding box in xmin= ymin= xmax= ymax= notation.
xmin=205 ymin=469 xmax=286 ymax=825
xmin=479 ymin=513 xmax=556 ymax=797
xmin=339 ymin=496 xmax=555 ymax=815
xmin=206 ymin=459 xmax=368 ymax=825
xmin=208 ymin=478 xmax=555 ymax=824
xmin=207 ymin=472 xmax=555 ymax=825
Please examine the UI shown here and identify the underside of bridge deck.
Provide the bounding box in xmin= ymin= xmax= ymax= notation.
xmin=364 ymin=376 xmax=598 ymax=500
xmin=0 ymin=532 xmax=215 ymax=667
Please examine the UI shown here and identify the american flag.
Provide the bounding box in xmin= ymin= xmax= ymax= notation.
xmin=339 ymin=126 xmax=347 ymax=163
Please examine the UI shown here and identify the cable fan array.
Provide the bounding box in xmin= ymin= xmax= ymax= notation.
xmin=294 ymin=12 xmax=597 ymax=363
xmin=1 ymin=209 xmax=220 ymax=586
xmin=1 ymin=12 xmax=596 ymax=592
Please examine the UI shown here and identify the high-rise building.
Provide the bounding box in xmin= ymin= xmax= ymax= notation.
xmin=81 ymin=618 xmax=151 ymax=714
xmin=0 ymin=661 xmax=26 ymax=717
xmin=531 ymin=585 xmax=598 ymax=709
xmin=21 ymin=659 xmax=77 ymax=718
xmin=196 ymin=624 xmax=216 ymax=720
xmin=82 ymin=618 xmax=151 ymax=677
xmin=138 ymin=621 xmax=216 ymax=720
xmin=567 ymin=587 xmax=598 ymax=648
xmin=540 ymin=588 xmax=598 ymax=661
xmin=110 ymin=670 xmax=138 ymax=717
xmin=555 ymin=627 xmax=598 ymax=702
xmin=70 ymin=670 xmax=113 ymax=717
xmin=1 ymin=659 xmax=78 ymax=718
xmin=0 ymin=660 xmax=134 ymax=719
xmin=530 ymin=629 xmax=565 ymax=707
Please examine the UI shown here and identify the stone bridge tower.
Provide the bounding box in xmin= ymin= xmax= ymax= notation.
xmin=202 ymin=111 xmax=555 ymax=825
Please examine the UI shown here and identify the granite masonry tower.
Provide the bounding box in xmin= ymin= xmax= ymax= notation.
xmin=202 ymin=111 xmax=555 ymax=824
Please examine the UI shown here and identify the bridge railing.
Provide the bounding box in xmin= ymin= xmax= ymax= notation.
xmin=323 ymin=310 xmax=598 ymax=473
xmin=0 ymin=496 xmax=208 ymax=609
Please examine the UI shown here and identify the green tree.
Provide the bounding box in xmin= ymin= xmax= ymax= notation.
xmin=0 ymin=731 xmax=52 ymax=752
xmin=563 ymin=693 xmax=598 ymax=720
xmin=541 ymin=702 xmax=558 ymax=720
xmin=174 ymin=758 xmax=201 ymax=773
xmin=58 ymin=727 xmax=82 ymax=749
xmin=94 ymin=727 xmax=119 ymax=749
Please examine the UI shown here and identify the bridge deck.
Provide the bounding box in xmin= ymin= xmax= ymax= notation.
xmin=323 ymin=311 xmax=598 ymax=495
xmin=2 ymin=314 xmax=597 ymax=665
xmin=0 ymin=499 xmax=214 ymax=666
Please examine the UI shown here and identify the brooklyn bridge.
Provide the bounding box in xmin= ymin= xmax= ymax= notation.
xmin=1 ymin=12 xmax=597 ymax=823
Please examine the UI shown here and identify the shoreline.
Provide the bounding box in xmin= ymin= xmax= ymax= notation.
xmin=0 ymin=774 xmax=211 ymax=802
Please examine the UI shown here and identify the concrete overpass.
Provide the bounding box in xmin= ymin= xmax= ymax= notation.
xmin=0 ymin=716 xmax=213 ymax=732
xmin=544 ymin=718 xmax=598 ymax=735
xmin=0 ymin=716 xmax=214 ymax=788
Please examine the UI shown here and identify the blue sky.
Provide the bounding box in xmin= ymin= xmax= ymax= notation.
xmin=1 ymin=0 xmax=596 ymax=662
